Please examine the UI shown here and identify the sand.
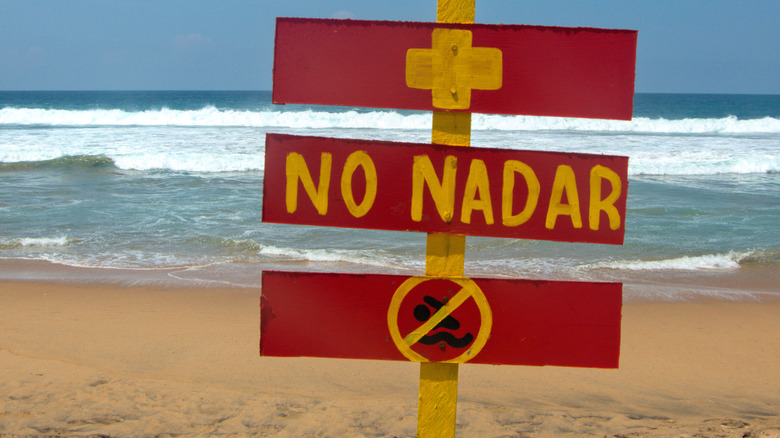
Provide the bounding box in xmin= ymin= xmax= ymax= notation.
xmin=1 ymin=278 xmax=779 ymax=437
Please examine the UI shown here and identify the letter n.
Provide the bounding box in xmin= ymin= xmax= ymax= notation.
xmin=411 ymin=155 xmax=456 ymax=223
xmin=285 ymin=152 xmax=332 ymax=215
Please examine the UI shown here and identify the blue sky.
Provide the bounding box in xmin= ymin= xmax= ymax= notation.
xmin=1 ymin=0 xmax=778 ymax=93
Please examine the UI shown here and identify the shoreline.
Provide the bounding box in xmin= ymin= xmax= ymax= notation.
xmin=1 ymin=278 xmax=779 ymax=436
xmin=2 ymin=257 xmax=778 ymax=303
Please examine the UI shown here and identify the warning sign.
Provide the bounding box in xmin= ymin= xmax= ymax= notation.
xmin=387 ymin=277 xmax=492 ymax=363
xmin=262 ymin=133 xmax=630 ymax=245
xmin=262 ymin=3 xmax=636 ymax=434
xmin=272 ymin=18 xmax=637 ymax=120
xmin=260 ymin=271 xmax=622 ymax=368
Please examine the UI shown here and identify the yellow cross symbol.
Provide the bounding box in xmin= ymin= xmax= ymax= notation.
xmin=406 ymin=29 xmax=503 ymax=110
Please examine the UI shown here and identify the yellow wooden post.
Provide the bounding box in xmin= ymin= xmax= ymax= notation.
xmin=418 ymin=233 xmax=465 ymax=438
xmin=417 ymin=1 xmax=474 ymax=437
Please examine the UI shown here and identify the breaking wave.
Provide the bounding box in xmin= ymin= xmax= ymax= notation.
xmin=0 ymin=236 xmax=71 ymax=250
xmin=0 ymin=155 xmax=117 ymax=171
xmin=2 ymin=106 xmax=779 ymax=134
xmin=584 ymin=251 xmax=756 ymax=271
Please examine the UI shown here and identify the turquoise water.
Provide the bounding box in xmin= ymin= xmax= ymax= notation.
xmin=1 ymin=91 xmax=778 ymax=300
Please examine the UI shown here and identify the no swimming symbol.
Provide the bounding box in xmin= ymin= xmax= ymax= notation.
xmin=414 ymin=295 xmax=474 ymax=349
xmin=387 ymin=276 xmax=492 ymax=363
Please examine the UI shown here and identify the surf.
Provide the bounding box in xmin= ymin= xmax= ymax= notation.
xmin=2 ymin=106 xmax=780 ymax=134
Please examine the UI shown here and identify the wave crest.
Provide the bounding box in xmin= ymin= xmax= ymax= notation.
xmin=584 ymin=251 xmax=754 ymax=271
xmin=2 ymin=106 xmax=779 ymax=134
xmin=0 ymin=154 xmax=117 ymax=172
xmin=0 ymin=236 xmax=70 ymax=250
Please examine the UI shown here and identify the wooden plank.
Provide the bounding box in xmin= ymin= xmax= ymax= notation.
xmin=262 ymin=133 xmax=629 ymax=245
xmin=260 ymin=271 xmax=622 ymax=368
xmin=273 ymin=18 xmax=637 ymax=120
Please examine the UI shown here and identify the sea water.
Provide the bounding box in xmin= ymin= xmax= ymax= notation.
xmin=1 ymin=91 xmax=778 ymax=300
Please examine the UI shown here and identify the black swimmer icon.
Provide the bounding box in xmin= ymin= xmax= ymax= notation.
xmin=413 ymin=295 xmax=474 ymax=349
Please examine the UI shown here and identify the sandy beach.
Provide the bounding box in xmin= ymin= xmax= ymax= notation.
xmin=1 ymin=276 xmax=778 ymax=437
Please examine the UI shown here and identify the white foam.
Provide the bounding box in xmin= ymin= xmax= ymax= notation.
xmin=1 ymin=107 xmax=778 ymax=175
xmin=2 ymin=106 xmax=780 ymax=134
xmin=475 ymin=114 xmax=780 ymax=134
xmin=112 ymin=152 xmax=263 ymax=172
xmin=20 ymin=236 xmax=69 ymax=247
xmin=585 ymin=251 xmax=753 ymax=271
xmin=628 ymin=153 xmax=780 ymax=175
xmin=258 ymin=244 xmax=421 ymax=271
xmin=0 ymin=107 xmax=431 ymax=130
xmin=0 ymin=236 xmax=70 ymax=249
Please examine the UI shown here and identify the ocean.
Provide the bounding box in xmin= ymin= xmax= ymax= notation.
xmin=0 ymin=91 xmax=778 ymax=301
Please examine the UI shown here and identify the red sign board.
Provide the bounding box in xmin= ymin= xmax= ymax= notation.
xmin=260 ymin=271 xmax=622 ymax=368
xmin=273 ymin=18 xmax=637 ymax=120
xmin=262 ymin=133 xmax=629 ymax=245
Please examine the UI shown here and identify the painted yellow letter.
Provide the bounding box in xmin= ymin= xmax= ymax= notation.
xmin=460 ymin=159 xmax=494 ymax=225
xmin=589 ymin=165 xmax=622 ymax=230
xmin=285 ymin=152 xmax=332 ymax=215
xmin=411 ymin=155 xmax=457 ymax=223
xmin=502 ymin=160 xmax=540 ymax=227
xmin=545 ymin=165 xmax=582 ymax=229
xmin=341 ymin=150 xmax=377 ymax=218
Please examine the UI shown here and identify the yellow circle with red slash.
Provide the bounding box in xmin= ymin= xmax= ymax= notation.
xmin=387 ymin=276 xmax=492 ymax=363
